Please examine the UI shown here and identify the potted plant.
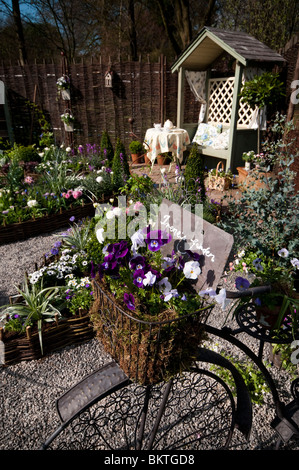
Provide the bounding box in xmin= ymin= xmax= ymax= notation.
xmin=157 ymin=152 xmax=170 ymax=166
xmin=239 ymin=71 xmax=285 ymax=154
xmin=242 ymin=150 xmax=255 ymax=171
xmin=89 ymin=205 xmax=213 ymax=385
xmin=129 ymin=140 xmax=144 ymax=164
xmin=228 ymin=249 xmax=299 ymax=334
xmin=61 ymin=111 xmax=75 ymax=132
xmin=0 ymin=277 xmax=63 ymax=355
xmin=56 ymin=75 xmax=71 ymax=100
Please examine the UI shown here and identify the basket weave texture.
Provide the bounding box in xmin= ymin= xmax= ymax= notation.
xmin=91 ymin=280 xmax=212 ymax=385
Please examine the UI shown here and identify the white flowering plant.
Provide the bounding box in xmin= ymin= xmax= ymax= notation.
xmin=56 ymin=75 xmax=70 ymax=90
xmin=61 ymin=112 xmax=75 ymax=125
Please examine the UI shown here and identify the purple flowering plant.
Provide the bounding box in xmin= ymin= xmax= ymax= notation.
xmin=93 ymin=220 xmax=211 ymax=318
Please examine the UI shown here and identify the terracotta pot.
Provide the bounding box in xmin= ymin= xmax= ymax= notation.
xmin=157 ymin=154 xmax=169 ymax=165
xmin=144 ymin=155 xmax=151 ymax=165
xmin=131 ymin=153 xmax=143 ymax=164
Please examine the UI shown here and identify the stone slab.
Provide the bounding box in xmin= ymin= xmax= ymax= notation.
xmin=153 ymin=199 xmax=234 ymax=291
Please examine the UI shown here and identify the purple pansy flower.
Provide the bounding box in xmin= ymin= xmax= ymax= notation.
xmin=124 ymin=293 xmax=135 ymax=310
xmin=133 ymin=269 xmax=146 ymax=288
xmin=145 ymin=229 xmax=172 ymax=252
xmin=235 ymin=276 xmax=250 ymax=291
xmin=129 ymin=255 xmax=146 ymax=271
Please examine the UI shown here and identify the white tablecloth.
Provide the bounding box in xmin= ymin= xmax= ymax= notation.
xmin=143 ymin=127 xmax=190 ymax=163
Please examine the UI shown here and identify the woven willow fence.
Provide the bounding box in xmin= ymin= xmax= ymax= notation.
xmin=0 ymin=58 xmax=200 ymax=151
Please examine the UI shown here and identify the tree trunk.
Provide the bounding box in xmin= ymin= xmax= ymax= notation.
xmin=128 ymin=0 xmax=138 ymax=61
xmin=12 ymin=0 xmax=27 ymax=65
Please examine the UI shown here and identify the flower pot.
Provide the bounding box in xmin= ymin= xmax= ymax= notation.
xmin=131 ymin=153 xmax=143 ymax=164
xmin=157 ymin=154 xmax=169 ymax=165
xmin=64 ymin=122 xmax=74 ymax=132
xmin=91 ymin=280 xmax=212 ymax=385
xmin=61 ymin=89 xmax=71 ymax=100
xmin=244 ymin=161 xmax=251 ymax=171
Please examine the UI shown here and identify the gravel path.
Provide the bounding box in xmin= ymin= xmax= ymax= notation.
xmin=0 ymin=228 xmax=298 ymax=451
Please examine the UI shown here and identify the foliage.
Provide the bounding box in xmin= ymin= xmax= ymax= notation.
xmin=120 ymin=173 xmax=155 ymax=204
xmin=242 ymin=150 xmax=255 ymax=162
xmin=60 ymin=112 xmax=74 ymax=124
xmin=220 ymin=116 xmax=299 ymax=258
xmin=79 ymin=168 xmax=113 ymax=202
xmin=240 ymin=72 xmax=285 ymax=111
xmin=0 ymin=278 xmax=62 ymax=354
xmin=6 ymin=144 xmax=40 ymax=163
xmin=129 ymin=140 xmax=143 ymax=154
xmin=209 ymin=346 xmax=271 ymax=405
xmin=111 ymin=138 xmax=130 ymax=191
xmin=184 ymin=144 xmax=206 ymax=201
xmin=60 ymin=218 xmax=92 ymax=252
xmin=64 ymin=276 xmax=94 ymax=315
xmin=56 ymin=75 xmax=70 ymax=90
xmin=100 ymin=130 xmax=114 ymax=165
xmin=271 ymin=340 xmax=298 ymax=376
xmin=224 ymin=248 xmax=299 ymax=334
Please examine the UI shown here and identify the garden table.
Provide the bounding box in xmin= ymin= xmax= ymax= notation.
xmin=143 ymin=127 xmax=190 ymax=164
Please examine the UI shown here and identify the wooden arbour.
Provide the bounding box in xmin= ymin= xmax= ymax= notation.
xmin=171 ymin=27 xmax=285 ymax=171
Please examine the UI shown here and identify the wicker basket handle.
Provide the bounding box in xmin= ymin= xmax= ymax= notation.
xmin=215 ymin=161 xmax=225 ymax=176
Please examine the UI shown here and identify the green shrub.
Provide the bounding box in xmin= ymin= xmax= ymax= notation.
xmin=184 ymin=144 xmax=206 ymax=202
xmin=100 ymin=130 xmax=114 ymax=165
xmin=7 ymin=144 xmax=40 ymax=163
xmin=129 ymin=140 xmax=143 ymax=154
xmin=112 ymin=138 xmax=130 ymax=191
xmin=220 ymin=115 xmax=299 ymax=257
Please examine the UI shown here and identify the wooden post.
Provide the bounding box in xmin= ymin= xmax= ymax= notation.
xmin=176 ymin=66 xmax=185 ymax=129
xmin=227 ymin=61 xmax=244 ymax=171
xmin=26 ymin=326 xmax=31 ymax=340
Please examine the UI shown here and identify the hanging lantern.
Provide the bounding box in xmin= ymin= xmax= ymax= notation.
xmin=105 ymin=70 xmax=113 ymax=88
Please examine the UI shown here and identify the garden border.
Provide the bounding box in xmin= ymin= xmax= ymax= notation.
xmin=0 ymin=312 xmax=94 ymax=366
xmin=0 ymin=202 xmax=95 ymax=245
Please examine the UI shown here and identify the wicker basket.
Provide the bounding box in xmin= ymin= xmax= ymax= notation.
xmin=207 ymin=161 xmax=231 ymax=191
xmin=0 ymin=313 xmax=94 ymax=366
xmin=0 ymin=202 xmax=95 ymax=245
xmin=91 ymin=280 xmax=213 ymax=385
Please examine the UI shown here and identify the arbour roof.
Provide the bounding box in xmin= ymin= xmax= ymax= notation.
xmin=171 ymin=26 xmax=285 ymax=72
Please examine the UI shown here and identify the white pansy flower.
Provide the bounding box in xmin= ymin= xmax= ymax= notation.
xmin=96 ymin=228 xmax=105 ymax=244
xmin=278 ymin=248 xmax=289 ymax=258
xmin=183 ymin=260 xmax=201 ymax=279
xmin=96 ymin=176 xmax=103 ymax=183
xmin=143 ymin=271 xmax=156 ymax=286
xmin=158 ymin=277 xmax=172 ymax=293
xmin=214 ymin=288 xmax=231 ymax=311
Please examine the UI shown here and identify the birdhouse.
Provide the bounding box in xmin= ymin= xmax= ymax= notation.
xmin=105 ymin=70 xmax=113 ymax=88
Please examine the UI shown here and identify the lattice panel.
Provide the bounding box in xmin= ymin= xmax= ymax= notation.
xmin=207 ymin=77 xmax=254 ymax=127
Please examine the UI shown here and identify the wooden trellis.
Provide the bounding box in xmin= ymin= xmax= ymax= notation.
xmin=207 ymin=77 xmax=254 ymax=127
